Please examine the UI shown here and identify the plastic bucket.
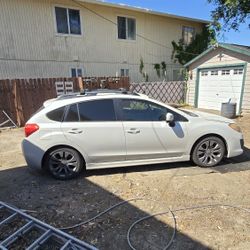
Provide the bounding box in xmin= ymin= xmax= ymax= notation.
xmin=221 ymin=102 xmax=237 ymax=119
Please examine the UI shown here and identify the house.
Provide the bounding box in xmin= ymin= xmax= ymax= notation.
xmin=185 ymin=43 xmax=250 ymax=114
xmin=0 ymin=0 xmax=208 ymax=81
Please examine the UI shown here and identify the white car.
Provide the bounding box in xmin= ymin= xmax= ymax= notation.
xmin=22 ymin=90 xmax=244 ymax=180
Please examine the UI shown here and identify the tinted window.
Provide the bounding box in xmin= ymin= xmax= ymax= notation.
xmin=55 ymin=7 xmax=69 ymax=34
xmin=68 ymin=9 xmax=81 ymax=35
xmin=47 ymin=107 xmax=65 ymax=122
xmin=55 ymin=7 xmax=81 ymax=35
xmin=65 ymin=104 xmax=79 ymax=122
xmin=78 ymin=100 xmax=116 ymax=121
xmin=117 ymin=16 xmax=136 ymax=40
xmin=118 ymin=99 xmax=187 ymax=122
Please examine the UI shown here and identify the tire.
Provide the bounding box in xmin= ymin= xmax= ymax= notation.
xmin=192 ymin=136 xmax=225 ymax=167
xmin=45 ymin=147 xmax=84 ymax=180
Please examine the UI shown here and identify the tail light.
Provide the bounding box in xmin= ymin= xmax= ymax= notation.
xmin=25 ymin=123 xmax=39 ymax=137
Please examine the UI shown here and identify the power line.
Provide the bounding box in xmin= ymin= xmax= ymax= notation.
xmin=0 ymin=57 xmax=183 ymax=66
xmin=71 ymin=0 xmax=199 ymax=56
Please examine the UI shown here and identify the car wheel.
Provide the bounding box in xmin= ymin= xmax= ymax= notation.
xmin=45 ymin=147 xmax=83 ymax=180
xmin=192 ymin=136 xmax=225 ymax=167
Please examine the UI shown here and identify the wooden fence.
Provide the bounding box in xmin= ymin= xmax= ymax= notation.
xmin=0 ymin=77 xmax=129 ymax=127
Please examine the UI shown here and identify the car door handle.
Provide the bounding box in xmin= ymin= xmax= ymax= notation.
xmin=126 ymin=128 xmax=140 ymax=134
xmin=67 ymin=128 xmax=83 ymax=134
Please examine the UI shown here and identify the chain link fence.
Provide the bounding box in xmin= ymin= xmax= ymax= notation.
xmin=130 ymin=81 xmax=187 ymax=104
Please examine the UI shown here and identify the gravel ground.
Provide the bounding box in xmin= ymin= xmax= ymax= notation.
xmin=0 ymin=113 xmax=250 ymax=250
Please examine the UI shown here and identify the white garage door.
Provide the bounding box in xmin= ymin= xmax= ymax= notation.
xmin=198 ymin=67 xmax=244 ymax=114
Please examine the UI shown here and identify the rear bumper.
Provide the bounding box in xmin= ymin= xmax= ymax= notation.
xmin=22 ymin=139 xmax=44 ymax=170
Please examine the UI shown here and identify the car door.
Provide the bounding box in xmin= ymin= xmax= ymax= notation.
xmin=116 ymin=98 xmax=188 ymax=160
xmin=60 ymin=99 xmax=126 ymax=165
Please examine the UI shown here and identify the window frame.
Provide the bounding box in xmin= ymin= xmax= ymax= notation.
xmin=115 ymin=98 xmax=188 ymax=122
xmin=63 ymin=99 xmax=118 ymax=122
xmin=120 ymin=68 xmax=129 ymax=77
xmin=233 ymin=68 xmax=243 ymax=75
xmin=221 ymin=69 xmax=231 ymax=76
xmin=201 ymin=70 xmax=209 ymax=76
xmin=53 ymin=5 xmax=82 ymax=37
xmin=70 ymin=67 xmax=83 ymax=77
xmin=182 ymin=26 xmax=195 ymax=45
xmin=211 ymin=70 xmax=218 ymax=76
xmin=117 ymin=15 xmax=136 ymax=41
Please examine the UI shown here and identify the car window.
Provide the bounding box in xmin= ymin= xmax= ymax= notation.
xmin=46 ymin=106 xmax=65 ymax=122
xmin=65 ymin=104 xmax=79 ymax=122
xmin=118 ymin=99 xmax=187 ymax=122
xmin=78 ymin=99 xmax=116 ymax=121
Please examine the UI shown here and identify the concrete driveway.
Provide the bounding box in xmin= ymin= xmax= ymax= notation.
xmin=0 ymin=114 xmax=250 ymax=250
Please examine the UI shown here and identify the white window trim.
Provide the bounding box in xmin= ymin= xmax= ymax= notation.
xmin=70 ymin=67 xmax=84 ymax=77
xmin=53 ymin=4 xmax=83 ymax=37
xmin=120 ymin=68 xmax=129 ymax=77
xmin=221 ymin=69 xmax=231 ymax=75
xmin=182 ymin=26 xmax=195 ymax=45
xmin=116 ymin=14 xmax=137 ymax=41
xmin=234 ymin=68 xmax=243 ymax=75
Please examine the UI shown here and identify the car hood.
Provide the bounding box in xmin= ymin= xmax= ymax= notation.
xmin=191 ymin=111 xmax=233 ymax=123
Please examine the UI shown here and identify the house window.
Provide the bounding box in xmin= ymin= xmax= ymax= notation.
xmin=201 ymin=70 xmax=208 ymax=76
xmin=211 ymin=70 xmax=218 ymax=76
xmin=222 ymin=69 xmax=230 ymax=75
xmin=117 ymin=16 xmax=136 ymax=40
xmin=234 ymin=68 xmax=243 ymax=75
xmin=71 ymin=68 xmax=83 ymax=77
xmin=121 ymin=69 xmax=129 ymax=77
xmin=182 ymin=26 xmax=195 ymax=45
xmin=55 ymin=7 xmax=81 ymax=35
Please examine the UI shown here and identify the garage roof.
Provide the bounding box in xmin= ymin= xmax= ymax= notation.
xmin=184 ymin=43 xmax=250 ymax=67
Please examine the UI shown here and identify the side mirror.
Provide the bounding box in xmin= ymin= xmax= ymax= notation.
xmin=166 ymin=113 xmax=174 ymax=123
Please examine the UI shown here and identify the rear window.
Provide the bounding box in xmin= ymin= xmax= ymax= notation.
xmin=46 ymin=107 xmax=65 ymax=122
xmin=65 ymin=104 xmax=79 ymax=122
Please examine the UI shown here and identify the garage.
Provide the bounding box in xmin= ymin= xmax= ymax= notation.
xmin=198 ymin=66 xmax=244 ymax=114
xmin=185 ymin=43 xmax=250 ymax=115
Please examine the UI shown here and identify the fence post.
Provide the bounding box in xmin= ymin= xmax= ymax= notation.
xmin=78 ymin=77 xmax=84 ymax=91
xmin=12 ymin=80 xmax=24 ymax=126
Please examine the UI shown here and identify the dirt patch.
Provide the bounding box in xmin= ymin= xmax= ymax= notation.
xmin=0 ymin=115 xmax=250 ymax=250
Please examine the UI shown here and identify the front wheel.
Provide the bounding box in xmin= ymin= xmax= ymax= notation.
xmin=45 ymin=147 xmax=83 ymax=180
xmin=192 ymin=136 xmax=225 ymax=167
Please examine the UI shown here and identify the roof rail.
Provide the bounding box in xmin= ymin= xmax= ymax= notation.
xmin=79 ymin=88 xmax=134 ymax=95
xmin=56 ymin=89 xmax=139 ymax=100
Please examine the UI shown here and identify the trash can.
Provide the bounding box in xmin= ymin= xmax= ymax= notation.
xmin=221 ymin=102 xmax=237 ymax=119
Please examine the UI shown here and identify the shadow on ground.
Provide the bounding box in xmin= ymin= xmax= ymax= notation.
xmin=0 ymin=166 xmax=211 ymax=250
xmin=86 ymin=146 xmax=250 ymax=177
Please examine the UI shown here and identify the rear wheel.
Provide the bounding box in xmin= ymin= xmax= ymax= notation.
xmin=192 ymin=136 xmax=225 ymax=167
xmin=45 ymin=147 xmax=83 ymax=180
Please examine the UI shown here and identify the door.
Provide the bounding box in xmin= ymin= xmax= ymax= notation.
xmin=198 ymin=67 xmax=244 ymax=114
xmin=61 ymin=99 xmax=126 ymax=164
xmin=116 ymin=98 xmax=188 ymax=160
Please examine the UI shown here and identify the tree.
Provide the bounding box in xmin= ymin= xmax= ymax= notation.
xmin=208 ymin=0 xmax=250 ymax=31
xmin=171 ymin=26 xmax=216 ymax=65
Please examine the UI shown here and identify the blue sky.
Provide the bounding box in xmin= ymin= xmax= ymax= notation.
xmin=105 ymin=0 xmax=249 ymax=46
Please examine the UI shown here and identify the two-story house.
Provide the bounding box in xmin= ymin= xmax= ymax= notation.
xmin=0 ymin=0 xmax=209 ymax=81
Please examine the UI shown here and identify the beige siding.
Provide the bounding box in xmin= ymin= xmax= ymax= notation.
xmin=0 ymin=0 xmax=203 ymax=81
xmin=186 ymin=48 xmax=250 ymax=113
xmin=242 ymin=63 xmax=250 ymax=112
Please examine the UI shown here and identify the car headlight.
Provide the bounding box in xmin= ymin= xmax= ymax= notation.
xmin=229 ymin=123 xmax=242 ymax=133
